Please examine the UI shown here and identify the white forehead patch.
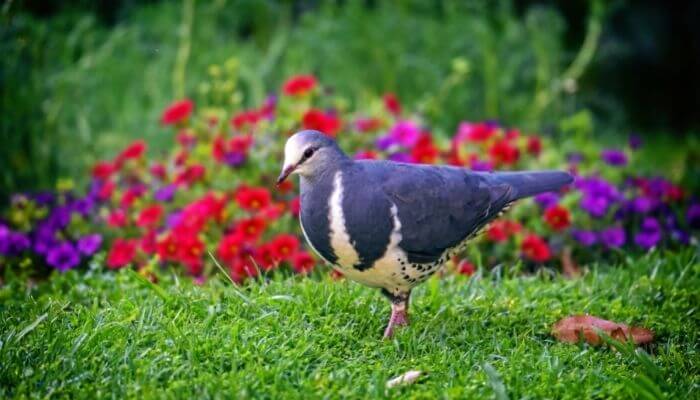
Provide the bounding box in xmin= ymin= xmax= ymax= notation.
xmin=283 ymin=133 xmax=307 ymax=169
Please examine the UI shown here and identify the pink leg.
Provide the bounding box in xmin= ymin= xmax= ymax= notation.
xmin=382 ymin=291 xmax=410 ymax=339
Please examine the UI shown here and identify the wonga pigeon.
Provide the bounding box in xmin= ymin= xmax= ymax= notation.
xmin=277 ymin=130 xmax=573 ymax=338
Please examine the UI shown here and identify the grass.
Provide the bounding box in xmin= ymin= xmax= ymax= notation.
xmin=0 ymin=250 xmax=698 ymax=399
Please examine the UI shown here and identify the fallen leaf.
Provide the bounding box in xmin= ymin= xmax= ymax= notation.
xmin=386 ymin=370 xmax=423 ymax=388
xmin=552 ymin=315 xmax=654 ymax=345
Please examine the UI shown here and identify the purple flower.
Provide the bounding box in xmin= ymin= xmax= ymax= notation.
xmin=580 ymin=195 xmax=610 ymax=218
xmin=388 ymin=120 xmax=420 ymax=147
xmin=634 ymin=217 xmax=662 ymax=249
xmin=376 ymin=135 xmax=397 ymax=151
xmin=33 ymin=226 xmax=58 ymax=255
xmin=77 ymin=234 xmax=102 ymax=256
xmin=534 ymin=192 xmax=559 ymax=209
xmin=629 ymin=134 xmax=642 ymax=150
xmin=470 ymin=160 xmax=494 ymax=172
xmin=630 ymin=196 xmax=656 ymax=214
xmin=572 ymin=230 xmax=597 ymax=247
xmin=165 ymin=210 xmax=183 ymax=229
xmin=46 ymin=242 xmax=80 ymax=272
xmin=645 ymin=177 xmax=672 ymax=199
xmin=687 ymin=204 xmax=700 ymax=229
xmin=0 ymin=224 xmax=10 ymax=255
xmin=8 ymin=232 xmax=31 ymax=255
xmin=600 ymin=226 xmax=626 ymax=248
xmin=224 ymin=152 xmax=246 ymax=167
xmin=388 ymin=153 xmax=411 ymax=163
xmin=601 ymin=149 xmax=628 ymax=167
xmin=154 ymin=185 xmax=177 ymax=202
xmin=566 ymin=152 xmax=584 ymax=164
xmin=71 ymin=197 xmax=95 ymax=217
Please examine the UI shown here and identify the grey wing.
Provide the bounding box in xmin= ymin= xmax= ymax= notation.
xmin=379 ymin=164 xmax=513 ymax=264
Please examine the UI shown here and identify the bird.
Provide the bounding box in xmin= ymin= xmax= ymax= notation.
xmin=276 ymin=130 xmax=573 ymax=338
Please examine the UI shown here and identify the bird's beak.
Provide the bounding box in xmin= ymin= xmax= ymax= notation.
xmin=276 ymin=164 xmax=296 ymax=187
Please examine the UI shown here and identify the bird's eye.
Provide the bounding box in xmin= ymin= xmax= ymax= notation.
xmin=303 ymin=147 xmax=315 ymax=159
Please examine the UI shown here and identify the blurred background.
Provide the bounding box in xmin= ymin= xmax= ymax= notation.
xmin=2 ymin=0 xmax=699 ymax=203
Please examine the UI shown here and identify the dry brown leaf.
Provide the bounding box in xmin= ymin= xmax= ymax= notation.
xmin=386 ymin=370 xmax=423 ymax=388
xmin=552 ymin=315 xmax=654 ymax=345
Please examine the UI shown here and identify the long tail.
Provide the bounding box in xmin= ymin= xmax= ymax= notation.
xmin=486 ymin=170 xmax=573 ymax=201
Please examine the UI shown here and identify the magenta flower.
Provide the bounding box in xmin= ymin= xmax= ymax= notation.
xmin=154 ymin=185 xmax=177 ymax=202
xmin=389 ymin=120 xmax=420 ymax=147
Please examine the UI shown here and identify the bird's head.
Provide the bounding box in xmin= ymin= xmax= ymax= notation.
xmin=277 ymin=130 xmax=347 ymax=186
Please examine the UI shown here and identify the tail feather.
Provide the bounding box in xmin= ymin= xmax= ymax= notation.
xmin=485 ymin=170 xmax=573 ymax=201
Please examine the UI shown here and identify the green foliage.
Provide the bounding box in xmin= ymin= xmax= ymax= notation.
xmin=1 ymin=0 xmax=603 ymax=201
xmin=1 ymin=251 xmax=697 ymax=398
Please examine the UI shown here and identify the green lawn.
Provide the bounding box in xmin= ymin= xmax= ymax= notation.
xmin=1 ymin=251 xmax=698 ymax=399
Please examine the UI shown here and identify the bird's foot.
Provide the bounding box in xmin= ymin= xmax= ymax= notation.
xmin=383 ymin=302 xmax=409 ymax=339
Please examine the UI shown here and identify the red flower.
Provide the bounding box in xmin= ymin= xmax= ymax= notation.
xmin=156 ymin=234 xmax=179 ymax=262
xmin=120 ymin=187 xmax=144 ymax=209
xmin=457 ymin=259 xmax=475 ymax=276
xmin=282 ymin=75 xmax=317 ymax=96
xmin=149 ymin=163 xmax=167 ymax=180
xmin=291 ymin=251 xmax=315 ymax=274
xmin=230 ymin=257 xmax=259 ymax=283
xmin=411 ymin=134 xmax=439 ymax=164
xmin=92 ymin=161 xmax=115 ymax=180
xmin=488 ymin=139 xmax=520 ymax=166
xmin=136 ymin=204 xmax=164 ymax=228
xmin=115 ymin=140 xmax=147 ymax=167
xmin=177 ymin=234 xmax=204 ymax=275
xmin=98 ymin=180 xmax=116 ymax=201
xmin=259 ymin=203 xmax=285 ymax=221
xmin=276 ymin=179 xmax=294 ymax=194
xmin=302 ymin=109 xmax=341 ymax=137
xmin=217 ymin=232 xmax=246 ymax=266
xmin=107 ymin=209 xmax=128 ymax=227
xmin=487 ymin=220 xmax=509 ymax=242
xmin=270 ymin=234 xmax=299 ymax=261
xmin=289 ymin=196 xmax=301 ymax=218
xmin=505 ymin=129 xmax=520 ymax=140
xmin=355 ymin=117 xmax=383 ymax=132
xmin=176 ymin=131 xmax=197 ymax=147
xmin=544 ymin=205 xmax=571 ymax=231
xmin=354 ymin=150 xmax=378 ymax=160
xmin=255 ymin=244 xmax=277 ymax=271
xmin=107 ymin=238 xmax=137 ymax=269
xmin=526 ymin=136 xmax=542 ymax=156
xmin=235 ymin=216 xmax=267 ymax=240
xmin=140 ymin=230 xmax=158 ymax=254
xmin=161 ymin=99 xmax=194 ymax=125
xmin=383 ymin=93 xmax=402 ymax=115
xmin=231 ymin=109 xmax=261 ymax=130
xmin=175 ymin=164 xmax=206 ymax=186
xmin=521 ymin=234 xmax=551 ymax=262
xmin=235 ymin=186 xmax=271 ymax=212
xmin=456 ymin=122 xmax=497 ymax=143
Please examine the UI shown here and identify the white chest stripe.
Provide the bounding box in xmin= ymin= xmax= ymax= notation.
xmin=328 ymin=172 xmax=361 ymax=268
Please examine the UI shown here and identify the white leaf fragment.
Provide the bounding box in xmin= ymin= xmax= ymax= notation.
xmin=386 ymin=370 xmax=423 ymax=388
